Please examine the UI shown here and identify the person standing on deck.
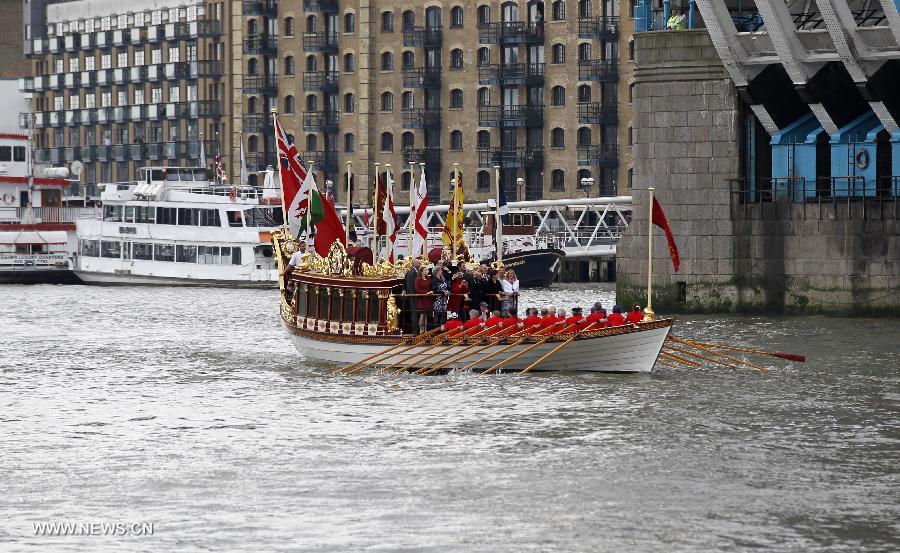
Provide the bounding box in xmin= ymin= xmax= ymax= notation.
xmin=414 ymin=267 xmax=433 ymax=334
xmin=448 ymin=271 xmax=469 ymax=321
xmin=432 ymin=268 xmax=450 ymax=328
xmin=483 ymin=269 xmax=503 ymax=313
xmin=404 ymin=258 xmax=421 ymax=333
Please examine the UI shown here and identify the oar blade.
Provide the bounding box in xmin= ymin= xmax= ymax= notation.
xmin=773 ymin=352 xmax=806 ymax=363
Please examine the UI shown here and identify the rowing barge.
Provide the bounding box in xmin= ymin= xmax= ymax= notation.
xmin=273 ymin=230 xmax=672 ymax=373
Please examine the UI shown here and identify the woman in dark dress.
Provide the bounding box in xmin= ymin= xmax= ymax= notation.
xmin=431 ymin=269 xmax=450 ymax=327
xmin=414 ymin=268 xmax=433 ymax=333
xmin=482 ymin=269 xmax=503 ymax=313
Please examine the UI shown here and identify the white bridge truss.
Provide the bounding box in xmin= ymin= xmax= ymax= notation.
xmin=342 ymin=196 xmax=633 ymax=260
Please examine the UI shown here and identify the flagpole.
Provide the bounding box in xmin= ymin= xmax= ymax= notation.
xmin=271 ymin=108 xmax=289 ymax=234
xmin=452 ymin=162 xmax=460 ymax=260
xmin=305 ymin=161 xmax=314 ymax=242
xmin=345 ymin=161 xmax=352 ymax=244
xmin=373 ymin=162 xmax=380 ymax=260
xmin=494 ymin=165 xmax=502 ymax=263
xmin=644 ymin=187 xmax=655 ymax=322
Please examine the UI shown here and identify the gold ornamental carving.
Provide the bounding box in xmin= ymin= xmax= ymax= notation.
xmin=386 ymin=295 xmax=400 ymax=332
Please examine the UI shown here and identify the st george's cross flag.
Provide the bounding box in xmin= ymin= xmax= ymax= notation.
xmin=411 ymin=168 xmax=429 ymax=258
xmin=381 ymin=170 xmax=398 ymax=263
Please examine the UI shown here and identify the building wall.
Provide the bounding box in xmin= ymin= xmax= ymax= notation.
xmin=0 ymin=0 xmax=29 ymax=78
xmin=616 ymin=29 xmax=900 ymax=316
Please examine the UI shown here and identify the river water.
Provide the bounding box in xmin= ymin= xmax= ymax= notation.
xmin=1 ymin=283 xmax=898 ymax=552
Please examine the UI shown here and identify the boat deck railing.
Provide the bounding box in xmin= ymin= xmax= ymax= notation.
xmin=0 ymin=206 xmax=99 ymax=225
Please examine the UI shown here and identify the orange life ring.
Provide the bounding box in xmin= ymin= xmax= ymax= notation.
xmin=228 ymin=187 xmax=237 ymax=202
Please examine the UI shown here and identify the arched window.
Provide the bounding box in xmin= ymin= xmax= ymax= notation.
xmin=450 ymin=130 xmax=463 ymax=150
xmin=248 ymin=19 xmax=258 ymax=35
xmin=284 ymin=95 xmax=295 ymax=113
xmin=578 ymin=0 xmax=591 ymax=18
xmin=450 ymin=48 xmax=463 ymax=70
xmin=477 ymin=5 xmax=491 ymax=25
xmin=501 ymin=2 xmax=519 ymax=22
xmin=381 ymin=91 xmax=393 ymax=112
xmin=451 ymin=6 xmax=464 ymax=28
xmin=343 ymin=53 xmax=355 ymax=72
xmin=401 ymin=171 xmax=412 ymax=191
xmin=551 ymin=169 xmax=565 ymax=190
xmin=306 ymin=134 xmax=317 ymax=151
xmin=306 ymin=15 xmax=316 ymax=33
xmin=284 ymin=56 xmax=295 ymax=75
xmin=247 ymin=96 xmax=258 ymax=113
xmin=578 ymin=43 xmax=592 ymax=61
xmin=402 ymin=10 xmax=415 ymax=29
xmin=343 ymin=92 xmax=355 ymax=113
xmin=551 ymin=85 xmax=565 ymax=106
xmin=401 ymin=91 xmax=414 ymax=109
xmin=381 ymin=51 xmax=394 ymax=71
xmin=284 ymin=17 xmax=295 ymax=36
xmin=450 ymin=88 xmax=463 ymax=109
xmin=477 ymin=170 xmax=490 ymax=191
xmin=577 ymin=127 xmax=592 ymax=146
xmin=381 ymin=132 xmax=393 ymax=152
xmin=402 ymin=131 xmax=415 ymax=148
xmin=552 ymin=0 xmax=566 ymax=21
xmin=477 ymin=130 xmax=490 ymax=148
xmin=381 ymin=10 xmax=394 ymax=32
xmin=344 ymin=133 xmax=355 ymax=152
xmin=247 ymin=58 xmax=258 ymax=75
xmin=425 ymin=7 xmax=441 ymax=28
xmin=401 ymin=51 xmax=415 ymax=69
xmin=344 ymin=13 xmax=356 ymax=33
xmin=306 ymin=94 xmax=317 ymax=111
xmin=477 ymin=47 xmax=490 ymax=66
xmin=552 ymin=43 xmax=565 ymax=64
xmin=578 ymin=84 xmax=591 ymax=103
xmin=248 ymin=135 xmax=259 ymax=152
xmin=306 ymin=55 xmax=317 ymax=72
xmin=551 ymin=127 xmax=565 ymax=148
xmin=477 ymin=87 xmax=490 ymax=106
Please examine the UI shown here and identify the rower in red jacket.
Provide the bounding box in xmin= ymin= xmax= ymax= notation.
xmin=606 ymin=305 xmax=626 ymax=327
xmin=539 ymin=307 xmax=557 ymax=330
xmin=461 ymin=309 xmax=486 ymax=336
xmin=499 ymin=309 xmax=524 ymax=336
xmin=521 ymin=308 xmax=543 ymax=334
xmin=564 ymin=307 xmax=584 ymax=327
xmin=482 ymin=311 xmax=505 ymax=335
xmin=626 ymin=305 xmax=644 ymax=324
xmin=582 ymin=307 xmax=608 ymax=328
xmin=441 ymin=311 xmax=464 ymax=333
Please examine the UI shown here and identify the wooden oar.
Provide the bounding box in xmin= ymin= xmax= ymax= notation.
xmin=659 ymin=351 xmax=702 ymax=367
xmin=416 ymin=323 xmax=544 ymax=376
xmin=382 ymin=324 xmax=496 ymax=376
xmin=688 ymin=340 xmax=806 ymax=363
xmin=413 ymin=332 xmax=515 ymax=376
xmin=663 ymin=344 xmax=740 ymax=370
xmin=479 ymin=322 xmax=582 ymax=376
xmin=655 ymin=359 xmax=679 ymax=369
xmin=333 ymin=326 xmax=443 ymax=376
xmin=667 ymin=336 xmax=767 ymax=372
xmin=515 ymin=322 xmax=599 ymax=376
xmin=439 ymin=322 xmax=560 ymax=375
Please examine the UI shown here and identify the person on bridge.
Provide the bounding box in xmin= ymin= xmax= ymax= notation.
xmin=606 ymin=305 xmax=626 ymax=327
xmin=626 ymin=305 xmax=644 ymax=325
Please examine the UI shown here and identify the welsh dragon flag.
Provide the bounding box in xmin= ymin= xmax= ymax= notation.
xmin=381 ymin=170 xmax=398 ymax=262
xmin=275 ymin=116 xmax=345 ymax=255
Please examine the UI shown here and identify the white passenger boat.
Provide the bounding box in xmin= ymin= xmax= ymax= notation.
xmin=74 ymin=166 xmax=283 ymax=287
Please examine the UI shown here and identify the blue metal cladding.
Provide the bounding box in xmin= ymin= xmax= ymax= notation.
xmin=830 ymin=112 xmax=882 ymax=197
xmin=892 ymin=130 xmax=900 ymax=180
xmin=770 ymin=113 xmax=825 ymax=200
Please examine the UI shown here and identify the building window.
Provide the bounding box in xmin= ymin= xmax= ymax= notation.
xmin=578 ymin=43 xmax=591 ymax=61
xmin=450 ymin=6 xmax=464 ymax=28
xmin=629 ymin=40 xmax=634 ymax=61
xmin=306 ymin=94 xmax=317 ymax=111
xmin=450 ymin=49 xmax=463 ymax=70
xmin=402 ymin=91 xmax=414 ymax=109
xmin=477 ymin=170 xmax=490 ymax=191
xmin=285 ymin=95 xmax=295 ymax=114
xmin=247 ymin=58 xmax=258 ymax=75
xmin=552 ymin=43 xmax=565 ymax=64
xmin=477 ymin=130 xmax=490 ymax=148
xmin=577 ymin=127 xmax=592 ymax=146
xmin=402 ymin=10 xmax=415 ymax=29
xmin=477 ymin=87 xmax=490 ymax=106
xmin=344 ymin=13 xmax=356 ymax=33
xmin=306 ymin=15 xmax=317 ymax=32
xmin=248 ymin=96 xmax=258 ymax=113
xmin=578 ymin=85 xmax=591 ymax=103
xmin=343 ymin=53 xmax=355 ymax=72
xmin=248 ymin=136 xmax=259 ymax=152
xmin=551 ymin=127 xmax=564 ymax=148
xmin=477 ymin=5 xmax=491 ymax=25
xmin=344 ymin=133 xmax=355 ymax=152
xmin=628 ymin=126 xmax=633 ymax=145
xmin=381 ymin=132 xmax=393 ymax=152
xmin=450 ymin=130 xmax=463 ymax=151
xmin=381 ymin=91 xmax=394 ymax=112
xmin=306 ymin=134 xmax=317 ymax=151
xmin=343 ymin=92 xmax=356 ymax=113
xmin=381 ymin=52 xmax=393 ymax=71
xmin=552 ymin=0 xmax=566 ymax=21
xmin=551 ymin=85 xmax=565 ymax=106
xmin=450 ymin=89 xmax=463 ymax=109
xmin=284 ymin=56 xmax=295 ymax=75
xmin=629 ymin=82 xmax=634 ymax=104
xmin=551 ymin=169 xmax=565 ymax=191
xmin=306 ymin=55 xmax=317 ymax=72
xmin=133 ymin=50 xmax=144 ymax=66
xmin=284 ymin=17 xmax=294 ymax=37
xmin=578 ymin=0 xmax=591 ymax=17
xmin=628 ymin=168 xmax=633 ymax=188
xmin=477 ymin=47 xmax=490 ymax=66
xmin=402 ymin=51 xmax=415 ymax=69
xmin=382 ymin=11 xmax=394 ymax=32
xmin=402 ymin=131 xmax=414 ymax=148
xmin=401 ymin=171 xmax=412 ymax=191
xmin=85 ymin=56 xmax=95 ymax=71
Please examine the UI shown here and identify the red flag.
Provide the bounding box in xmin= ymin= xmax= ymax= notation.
xmin=652 ymin=197 xmax=680 ymax=272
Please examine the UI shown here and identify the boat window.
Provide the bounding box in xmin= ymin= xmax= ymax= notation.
xmin=137 ymin=169 xmax=146 ymax=181
xmin=307 ymin=287 xmax=317 ymax=318
xmin=80 ymin=239 xmax=100 ymax=256
xmin=319 ymin=288 xmax=330 ymax=319
xmin=134 ymin=206 xmax=155 ymax=223
xmin=297 ymin=284 xmax=307 ymax=315
xmin=200 ymin=209 xmax=221 ymax=227
xmin=166 ymin=169 xmax=181 ymax=181
xmin=331 ymin=291 xmax=341 ymax=322
xmin=124 ymin=205 xmax=135 ymax=223
xmin=226 ymin=210 xmax=243 ymax=227
xmin=151 ymin=169 xmax=166 ymax=181
xmin=180 ymin=170 xmax=194 ymax=181
xmin=198 ymin=246 xmax=219 ymax=264
xmin=156 ymin=207 xmax=176 ymax=225
xmin=369 ymin=291 xmax=379 ymax=324
xmin=343 ymin=291 xmax=353 ymax=321
xmin=133 ymin=242 xmax=153 ymax=260
xmin=193 ymin=169 xmax=207 ymax=181
xmin=244 ymin=207 xmax=284 ymax=227
xmin=122 ymin=242 xmax=132 ymax=260
xmin=0 ymin=147 xmax=11 ymax=161
xmin=177 ymin=208 xmax=200 ymax=225
xmin=103 ymin=205 xmax=123 ymax=222
xmin=153 ymin=243 xmax=175 ymax=261
xmin=357 ymin=289 xmax=368 ymax=322
xmin=231 ymin=247 xmax=242 ymax=265
xmin=176 ymin=245 xmax=197 ymax=263
xmin=512 ymin=214 xmax=521 ymax=226
xmin=100 ymin=240 xmax=121 ymax=258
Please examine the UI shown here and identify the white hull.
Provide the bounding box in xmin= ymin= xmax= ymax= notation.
xmin=286 ymin=322 xmax=672 ymax=373
xmin=75 ymin=269 xmax=276 ymax=288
